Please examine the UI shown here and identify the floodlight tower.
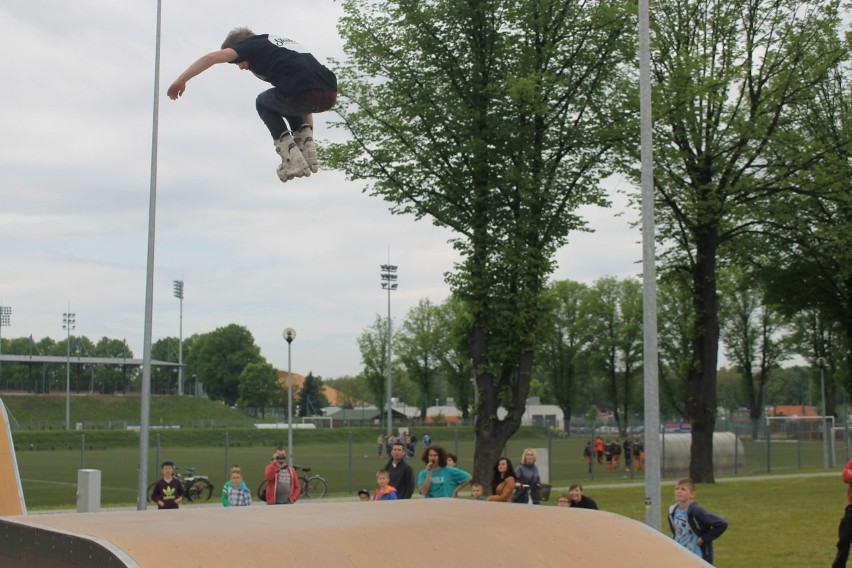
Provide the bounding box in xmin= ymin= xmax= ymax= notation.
xmin=0 ymin=306 xmax=10 ymax=388
xmin=62 ymin=308 xmax=76 ymax=430
xmin=173 ymin=280 xmax=184 ymax=395
xmin=380 ymin=262 xmax=398 ymax=438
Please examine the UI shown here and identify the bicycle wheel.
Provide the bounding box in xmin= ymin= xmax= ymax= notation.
xmin=305 ymin=476 xmax=327 ymax=498
xmin=186 ymin=478 xmax=213 ymax=502
xmin=298 ymin=476 xmax=311 ymax=498
xmin=257 ymin=480 xmax=269 ymax=502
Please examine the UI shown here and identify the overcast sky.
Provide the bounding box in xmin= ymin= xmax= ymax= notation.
xmin=0 ymin=0 xmax=643 ymax=379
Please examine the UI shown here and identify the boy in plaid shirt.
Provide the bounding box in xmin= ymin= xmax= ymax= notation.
xmin=221 ymin=465 xmax=252 ymax=507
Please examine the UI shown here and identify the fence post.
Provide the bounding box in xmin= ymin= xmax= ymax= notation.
xmin=80 ymin=433 xmax=86 ymax=469
xmin=765 ymin=418 xmax=771 ymax=473
xmin=348 ymin=431 xmax=353 ymax=494
xmin=224 ymin=432 xmax=230 ymax=484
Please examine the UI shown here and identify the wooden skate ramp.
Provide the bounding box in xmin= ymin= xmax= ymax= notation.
xmin=0 ymin=398 xmax=25 ymax=516
xmin=0 ymin=499 xmax=711 ymax=567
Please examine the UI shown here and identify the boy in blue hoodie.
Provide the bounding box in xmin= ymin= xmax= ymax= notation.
xmin=667 ymin=477 xmax=728 ymax=564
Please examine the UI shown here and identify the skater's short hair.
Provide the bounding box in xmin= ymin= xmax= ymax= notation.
xmin=222 ymin=27 xmax=256 ymax=49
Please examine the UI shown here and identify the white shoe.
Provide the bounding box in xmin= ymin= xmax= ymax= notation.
xmin=274 ymin=133 xmax=311 ymax=182
xmin=294 ymin=125 xmax=319 ymax=173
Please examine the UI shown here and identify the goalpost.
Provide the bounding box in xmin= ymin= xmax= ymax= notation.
xmin=765 ymin=415 xmax=835 ymax=441
xmin=301 ymin=416 xmax=334 ymax=429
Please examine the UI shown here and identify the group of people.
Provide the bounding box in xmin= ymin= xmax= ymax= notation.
xmin=586 ymin=436 xmax=645 ymax=474
xmin=377 ymin=432 xmax=424 ymax=459
xmin=153 ymin=444 xmax=731 ymax=565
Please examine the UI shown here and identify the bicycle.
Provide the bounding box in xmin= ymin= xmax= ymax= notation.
xmin=256 ymin=465 xmax=328 ymax=500
xmin=147 ymin=466 xmax=214 ymax=503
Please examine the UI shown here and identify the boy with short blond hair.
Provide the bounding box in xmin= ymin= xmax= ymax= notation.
xmin=373 ymin=470 xmax=398 ymax=501
xmin=667 ymin=478 xmax=728 ymax=564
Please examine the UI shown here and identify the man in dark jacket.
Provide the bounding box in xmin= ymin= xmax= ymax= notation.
xmin=384 ymin=441 xmax=415 ymax=499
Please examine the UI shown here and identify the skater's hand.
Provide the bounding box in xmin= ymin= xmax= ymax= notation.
xmin=167 ymin=81 xmax=186 ymax=100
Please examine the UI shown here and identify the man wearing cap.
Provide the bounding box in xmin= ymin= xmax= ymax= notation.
xmin=264 ymin=447 xmax=301 ymax=504
xmin=151 ymin=460 xmax=185 ymax=510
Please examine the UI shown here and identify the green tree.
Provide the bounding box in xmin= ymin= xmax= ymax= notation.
xmin=719 ymin=272 xmax=792 ymax=439
xmin=332 ymin=0 xmax=634 ymax=485
xmin=357 ymin=315 xmax=392 ymax=415
xmin=151 ymin=337 xmax=180 ymax=395
xmin=760 ymin=44 xmax=852 ymax=403
xmin=297 ymin=372 xmax=330 ymax=417
xmin=324 ymin=375 xmax=368 ymax=408
xmin=584 ymin=277 xmax=643 ymax=436
xmin=395 ymin=299 xmax=443 ymax=420
xmin=238 ymin=362 xmax=280 ymax=418
xmin=536 ymin=280 xmax=590 ymax=432
xmin=628 ymin=0 xmax=843 ymax=481
xmin=185 ymin=324 xmax=263 ymax=405
xmin=92 ymin=337 xmax=135 ymax=394
xmin=435 ymin=295 xmax=474 ymax=420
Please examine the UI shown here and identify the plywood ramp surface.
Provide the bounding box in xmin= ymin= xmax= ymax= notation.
xmin=2 ymin=499 xmax=712 ymax=567
xmin=0 ymin=399 xmax=25 ymax=516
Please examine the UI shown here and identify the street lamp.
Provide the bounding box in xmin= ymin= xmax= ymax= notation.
xmin=283 ymin=328 xmax=296 ymax=463
xmin=63 ymin=309 xmax=76 ymax=431
xmin=380 ymin=262 xmax=398 ymax=438
xmin=173 ymin=280 xmax=184 ymax=396
xmin=0 ymin=306 xmax=10 ymax=389
xmin=817 ymin=356 xmax=831 ymax=469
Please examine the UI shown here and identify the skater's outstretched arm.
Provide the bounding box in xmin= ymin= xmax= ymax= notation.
xmin=168 ymin=48 xmax=238 ymax=100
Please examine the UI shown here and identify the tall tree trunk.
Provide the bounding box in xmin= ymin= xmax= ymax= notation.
xmin=688 ymin=226 xmax=720 ymax=483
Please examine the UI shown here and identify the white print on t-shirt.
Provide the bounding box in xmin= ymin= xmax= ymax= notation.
xmin=267 ymin=35 xmax=308 ymax=54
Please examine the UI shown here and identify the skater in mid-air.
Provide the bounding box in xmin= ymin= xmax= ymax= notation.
xmin=167 ymin=28 xmax=337 ymax=183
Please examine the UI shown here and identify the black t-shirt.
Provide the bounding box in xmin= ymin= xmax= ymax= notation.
xmin=230 ymin=34 xmax=337 ymax=97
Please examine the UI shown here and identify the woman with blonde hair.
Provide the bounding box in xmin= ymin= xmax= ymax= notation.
xmin=513 ymin=448 xmax=542 ymax=504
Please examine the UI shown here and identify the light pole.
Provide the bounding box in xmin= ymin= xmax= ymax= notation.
xmin=283 ymin=328 xmax=296 ymax=463
xmin=0 ymin=306 xmax=10 ymax=389
xmin=817 ymin=356 xmax=830 ymax=469
xmin=63 ymin=308 xmax=76 ymax=431
xmin=380 ymin=262 xmax=398 ymax=438
xmin=173 ymin=280 xmax=184 ymax=396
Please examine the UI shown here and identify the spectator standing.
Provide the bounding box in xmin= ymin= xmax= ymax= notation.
xmin=487 ymin=457 xmax=516 ymax=502
xmin=221 ymin=465 xmax=252 ymax=507
xmin=418 ymin=445 xmax=471 ymax=498
xmin=263 ymin=448 xmax=300 ymax=505
xmin=373 ymin=470 xmax=398 ymax=501
xmin=582 ymin=442 xmax=594 ymax=474
xmin=623 ymin=438 xmax=633 ymax=472
xmin=667 ymin=478 xmax=728 ymax=564
xmin=594 ymin=436 xmax=605 ymax=465
xmin=384 ymin=441 xmax=415 ymax=499
xmin=150 ymin=460 xmax=184 ymax=510
xmin=513 ymin=448 xmax=542 ymax=505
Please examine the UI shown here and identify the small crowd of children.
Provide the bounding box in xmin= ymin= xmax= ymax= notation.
xmin=151 ymin=460 xmax=253 ymax=510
